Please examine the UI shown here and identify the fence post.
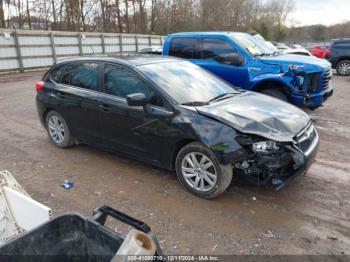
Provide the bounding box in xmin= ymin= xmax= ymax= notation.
xmin=148 ymin=35 xmax=151 ymax=47
xmin=101 ymin=34 xmax=105 ymax=54
xmin=78 ymin=33 xmax=83 ymax=56
xmin=49 ymin=32 xmax=57 ymax=63
xmin=135 ymin=35 xmax=139 ymax=52
xmin=119 ymin=34 xmax=123 ymax=53
xmin=159 ymin=36 xmax=163 ymax=46
xmin=13 ymin=30 xmax=24 ymax=72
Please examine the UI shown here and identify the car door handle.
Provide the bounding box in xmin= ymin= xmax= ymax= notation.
xmin=57 ymin=92 xmax=66 ymax=98
xmin=98 ymin=104 xmax=112 ymax=113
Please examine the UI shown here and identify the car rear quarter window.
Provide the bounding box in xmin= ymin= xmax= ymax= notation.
xmin=201 ymin=38 xmax=237 ymax=59
xmin=49 ymin=65 xmax=70 ymax=85
xmin=69 ymin=63 xmax=100 ymax=91
xmin=169 ymin=38 xmax=196 ymax=59
xmin=50 ymin=66 xmax=63 ymax=82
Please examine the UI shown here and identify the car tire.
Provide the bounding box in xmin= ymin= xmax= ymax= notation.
xmin=260 ymin=88 xmax=288 ymax=102
xmin=45 ymin=111 xmax=75 ymax=148
xmin=336 ymin=60 xmax=350 ymax=76
xmin=175 ymin=142 xmax=233 ymax=198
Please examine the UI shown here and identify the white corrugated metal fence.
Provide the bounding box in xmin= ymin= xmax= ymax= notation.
xmin=0 ymin=29 xmax=164 ymax=73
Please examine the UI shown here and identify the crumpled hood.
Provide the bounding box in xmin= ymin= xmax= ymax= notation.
xmin=196 ymin=92 xmax=310 ymax=142
xmin=260 ymin=54 xmax=331 ymax=72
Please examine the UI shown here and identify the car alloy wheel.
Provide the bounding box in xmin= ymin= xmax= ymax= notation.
xmin=337 ymin=61 xmax=350 ymax=75
xmin=48 ymin=115 xmax=65 ymax=144
xmin=45 ymin=111 xmax=75 ymax=148
xmin=181 ymin=152 xmax=217 ymax=192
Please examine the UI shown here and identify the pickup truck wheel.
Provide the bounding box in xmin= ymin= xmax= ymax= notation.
xmin=336 ymin=60 xmax=350 ymax=76
xmin=260 ymin=89 xmax=288 ymax=102
xmin=175 ymin=142 xmax=233 ymax=199
xmin=45 ymin=111 xmax=75 ymax=148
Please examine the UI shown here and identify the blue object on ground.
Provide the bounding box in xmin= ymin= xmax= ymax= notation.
xmin=61 ymin=180 xmax=74 ymax=189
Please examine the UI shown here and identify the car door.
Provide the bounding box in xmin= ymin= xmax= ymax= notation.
xmin=49 ymin=61 xmax=104 ymax=144
xmin=99 ymin=63 xmax=174 ymax=163
xmin=195 ymin=38 xmax=249 ymax=88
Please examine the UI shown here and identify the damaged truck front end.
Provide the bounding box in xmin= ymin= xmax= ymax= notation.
xmin=234 ymin=123 xmax=319 ymax=190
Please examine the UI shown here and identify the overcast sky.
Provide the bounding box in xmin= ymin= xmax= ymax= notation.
xmin=288 ymin=0 xmax=350 ymax=26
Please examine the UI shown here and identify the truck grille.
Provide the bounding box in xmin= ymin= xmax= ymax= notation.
xmin=295 ymin=123 xmax=316 ymax=153
xmin=308 ymin=73 xmax=321 ymax=92
xmin=321 ymin=68 xmax=332 ymax=90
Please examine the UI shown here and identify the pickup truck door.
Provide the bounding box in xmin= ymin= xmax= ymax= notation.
xmin=193 ymin=38 xmax=249 ymax=88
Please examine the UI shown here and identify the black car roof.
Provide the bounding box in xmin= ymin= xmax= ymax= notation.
xmin=55 ymin=54 xmax=180 ymax=68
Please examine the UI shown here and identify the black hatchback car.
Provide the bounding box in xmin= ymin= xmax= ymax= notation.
xmin=36 ymin=55 xmax=319 ymax=198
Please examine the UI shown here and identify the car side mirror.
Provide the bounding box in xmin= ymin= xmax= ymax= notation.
xmin=216 ymin=54 xmax=245 ymax=66
xmin=126 ymin=93 xmax=149 ymax=107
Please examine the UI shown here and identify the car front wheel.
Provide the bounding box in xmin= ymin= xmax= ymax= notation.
xmin=45 ymin=111 xmax=75 ymax=148
xmin=175 ymin=142 xmax=233 ymax=198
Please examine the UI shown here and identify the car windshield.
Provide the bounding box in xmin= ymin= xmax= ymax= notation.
xmin=231 ymin=33 xmax=275 ymax=56
xmin=139 ymin=61 xmax=238 ymax=105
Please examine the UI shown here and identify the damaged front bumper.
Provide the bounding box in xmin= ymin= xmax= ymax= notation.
xmin=235 ymin=124 xmax=319 ymax=190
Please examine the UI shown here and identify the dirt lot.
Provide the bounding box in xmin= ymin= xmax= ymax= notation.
xmin=0 ymin=71 xmax=349 ymax=255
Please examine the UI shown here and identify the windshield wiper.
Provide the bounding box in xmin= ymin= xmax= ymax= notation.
xmin=255 ymin=53 xmax=273 ymax=57
xmin=209 ymin=92 xmax=238 ymax=103
xmin=181 ymin=101 xmax=209 ymax=106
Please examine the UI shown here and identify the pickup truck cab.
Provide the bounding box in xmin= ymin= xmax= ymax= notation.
xmin=162 ymin=32 xmax=333 ymax=109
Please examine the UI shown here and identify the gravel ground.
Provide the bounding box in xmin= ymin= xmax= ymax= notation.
xmin=0 ymin=71 xmax=349 ymax=255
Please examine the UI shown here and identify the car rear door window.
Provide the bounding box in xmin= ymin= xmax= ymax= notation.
xmin=103 ymin=64 xmax=164 ymax=107
xmin=201 ymin=38 xmax=237 ymax=59
xmin=69 ymin=63 xmax=100 ymax=91
xmin=169 ymin=38 xmax=196 ymax=59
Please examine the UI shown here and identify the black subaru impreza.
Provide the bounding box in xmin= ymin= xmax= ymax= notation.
xmin=36 ymin=55 xmax=319 ymax=198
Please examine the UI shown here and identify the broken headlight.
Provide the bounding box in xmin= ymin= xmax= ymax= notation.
xmin=252 ymin=140 xmax=279 ymax=153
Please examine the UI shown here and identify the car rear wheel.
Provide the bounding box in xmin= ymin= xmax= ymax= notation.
xmin=45 ymin=111 xmax=75 ymax=148
xmin=336 ymin=60 xmax=350 ymax=76
xmin=175 ymin=142 xmax=233 ymax=198
xmin=260 ymin=88 xmax=288 ymax=102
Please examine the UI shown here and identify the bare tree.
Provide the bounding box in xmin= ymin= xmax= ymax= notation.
xmin=99 ymin=0 xmax=107 ymax=31
xmin=8 ymin=0 xmax=345 ymax=43
xmin=25 ymin=0 xmax=31 ymax=29
xmin=0 ymin=0 xmax=5 ymax=28
xmin=115 ymin=0 xmax=122 ymax=32
xmin=124 ymin=0 xmax=130 ymax=32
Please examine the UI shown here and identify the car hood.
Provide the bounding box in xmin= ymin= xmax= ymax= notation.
xmin=196 ymin=92 xmax=310 ymax=142
xmin=260 ymin=54 xmax=331 ymax=72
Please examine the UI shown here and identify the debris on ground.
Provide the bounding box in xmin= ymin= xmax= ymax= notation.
xmin=327 ymin=235 xmax=338 ymax=241
xmin=60 ymin=180 xmax=74 ymax=189
xmin=262 ymin=230 xmax=275 ymax=238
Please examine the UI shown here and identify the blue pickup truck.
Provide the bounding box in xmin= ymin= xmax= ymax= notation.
xmin=162 ymin=32 xmax=333 ymax=109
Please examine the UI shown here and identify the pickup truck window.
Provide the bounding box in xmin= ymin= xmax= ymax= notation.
xmin=231 ymin=33 xmax=271 ymax=56
xmin=201 ymin=38 xmax=237 ymax=59
xmin=169 ymin=38 xmax=196 ymax=59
